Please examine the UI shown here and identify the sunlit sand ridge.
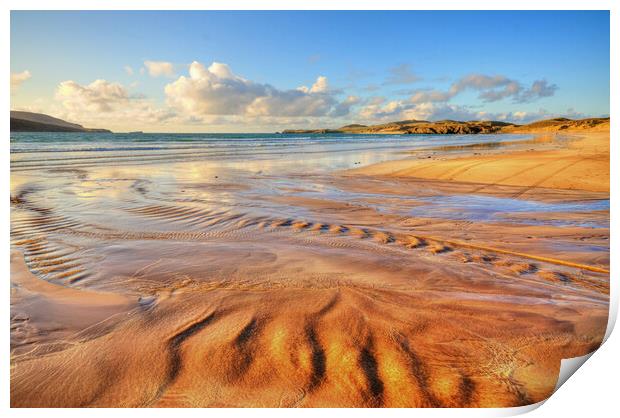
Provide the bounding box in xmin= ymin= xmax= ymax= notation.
xmin=10 ymin=130 xmax=609 ymax=407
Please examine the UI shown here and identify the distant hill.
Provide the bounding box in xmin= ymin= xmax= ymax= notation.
xmin=501 ymin=117 xmax=610 ymax=133
xmin=283 ymin=117 xmax=609 ymax=135
xmin=10 ymin=111 xmax=112 ymax=133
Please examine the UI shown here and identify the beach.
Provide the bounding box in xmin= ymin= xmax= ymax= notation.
xmin=349 ymin=133 xmax=609 ymax=193
xmin=10 ymin=128 xmax=609 ymax=407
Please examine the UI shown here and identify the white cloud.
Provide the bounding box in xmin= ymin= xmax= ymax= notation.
xmin=359 ymin=99 xmax=406 ymax=121
xmin=245 ymin=91 xmax=335 ymax=117
xmin=144 ymin=60 xmax=175 ymax=78
xmin=515 ymin=80 xmax=558 ymax=103
xmin=357 ymin=94 xmax=583 ymax=124
xmin=298 ymin=76 xmax=329 ymax=94
xmin=413 ymin=74 xmax=521 ymax=104
xmin=165 ymin=61 xmax=269 ymax=115
xmin=56 ymin=79 xmax=129 ymax=112
xmin=310 ymin=76 xmax=329 ymax=93
xmin=408 ymin=74 xmax=558 ymax=106
xmin=478 ymin=81 xmax=521 ymax=102
xmin=450 ymin=74 xmax=514 ymax=94
xmin=21 ymin=59 xmax=569 ymax=132
xmin=53 ymin=78 xmax=177 ymax=130
xmin=11 ymin=98 xmax=50 ymax=114
xmin=399 ymin=103 xmax=488 ymax=121
xmin=456 ymin=76 xmax=556 ymax=103
xmin=165 ymin=61 xmax=343 ymax=118
xmin=11 ymin=70 xmax=32 ymax=89
xmin=493 ymin=108 xmax=586 ymax=123
xmin=330 ymin=95 xmax=361 ymax=117
xmin=410 ymin=90 xmax=453 ymax=104
xmin=47 ymin=64 xmax=354 ymax=132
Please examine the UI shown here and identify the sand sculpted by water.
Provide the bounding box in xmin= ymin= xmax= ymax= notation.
xmin=351 ymin=133 xmax=609 ymax=193
xmin=10 ymin=129 xmax=609 ymax=407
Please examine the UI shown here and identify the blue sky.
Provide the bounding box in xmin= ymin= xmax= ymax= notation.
xmin=10 ymin=11 xmax=610 ymax=132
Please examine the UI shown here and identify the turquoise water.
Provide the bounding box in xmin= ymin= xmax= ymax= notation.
xmin=10 ymin=131 xmax=530 ymax=173
xmin=10 ymin=132 xmax=608 ymax=229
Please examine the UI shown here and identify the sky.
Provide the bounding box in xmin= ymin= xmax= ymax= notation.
xmin=10 ymin=10 xmax=610 ymax=133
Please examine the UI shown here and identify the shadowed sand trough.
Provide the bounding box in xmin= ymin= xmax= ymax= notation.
xmin=10 ymin=131 xmax=609 ymax=407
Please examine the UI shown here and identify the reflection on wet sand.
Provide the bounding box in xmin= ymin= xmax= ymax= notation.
xmin=10 ymin=132 xmax=609 ymax=407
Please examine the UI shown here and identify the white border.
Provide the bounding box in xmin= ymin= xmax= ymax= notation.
xmin=2 ymin=2 xmax=617 ymax=417
xmin=1 ymin=0 xmax=618 ymax=10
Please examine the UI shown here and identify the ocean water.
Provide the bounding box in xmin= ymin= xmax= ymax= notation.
xmin=10 ymin=131 xmax=608 ymax=230
xmin=409 ymin=194 xmax=610 ymax=228
xmin=10 ymin=131 xmax=530 ymax=173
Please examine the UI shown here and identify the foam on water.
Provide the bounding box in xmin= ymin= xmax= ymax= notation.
xmin=11 ymin=132 xmax=531 ymax=172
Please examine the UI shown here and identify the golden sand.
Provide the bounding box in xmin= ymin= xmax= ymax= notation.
xmin=350 ymin=133 xmax=609 ymax=193
xmin=10 ymin=128 xmax=609 ymax=407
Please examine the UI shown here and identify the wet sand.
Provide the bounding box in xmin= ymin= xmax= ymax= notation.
xmin=10 ymin=131 xmax=609 ymax=407
xmin=349 ymin=133 xmax=609 ymax=193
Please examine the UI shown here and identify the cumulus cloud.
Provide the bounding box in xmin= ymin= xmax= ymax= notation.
xmin=298 ymin=76 xmax=329 ymax=94
xmin=33 ymin=59 xmax=567 ymax=132
xmin=7 ymin=66 xmax=400 ymax=132
xmin=452 ymin=75 xmax=522 ymax=102
xmin=358 ymin=98 xmax=407 ymax=120
xmin=165 ymin=61 xmax=347 ymax=118
xmin=330 ymin=95 xmax=361 ymax=117
xmin=245 ymin=91 xmax=335 ymax=117
xmin=356 ymin=99 xmax=459 ymax=123
xmin=358 ymin=94 xmax=580 ymax=125
xmin=165 ymin=62 xmax=269 ymax=115
xmin=408 ymin=74 xmax=558 ymax=105
xmin=450 ymin=74 xmax=513 ymax=94
xmin=144 ymin=60 xmax=175 ymax=78
xmin=11 ymin=70 xmax=32 ymax=89
xmin=515 ymin=80 xmax=558 ymax=103
xmin=477 ymin=81 xmax=521 ymax=102
xmin=56 ymin=79 xmax=130 ymax=112
xmin=400 ymin=103 xmax=479 ymax=121
xmin=384 ymin=64 xmax=420 ymax=85
xmin=360 ymin=97 xmax=487 ymax=122
xmin=457 ymin=76 xmax=557 ymax=103
xmin=53 ymin=78 xmax=176 ymax=130
xmin=410 ymin=89 xmax=453 ymax=104
xmin=494 ymin=107 xmax=585 ymax=123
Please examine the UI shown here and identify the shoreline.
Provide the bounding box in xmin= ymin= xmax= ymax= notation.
xmin=10 ymin=125 xmax=610 ymax=407
xmin=345 ymin=131 xmax=609 ymax=194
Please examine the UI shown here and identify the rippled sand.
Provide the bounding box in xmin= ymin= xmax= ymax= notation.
xmin=10 ymin=132 xmax=609 ymax=407
xmin=350 ymin=133 xmax=609 ymax=193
